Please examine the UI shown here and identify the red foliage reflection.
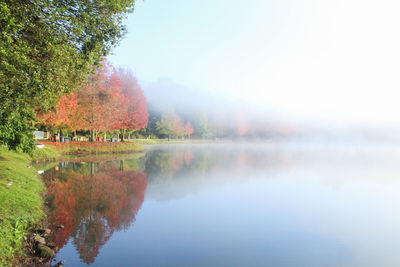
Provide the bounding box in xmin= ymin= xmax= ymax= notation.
xmin=45 ymin=164 xmax=147 ymax=264
xmin=184 ymin=150 xmax=194 ymax=166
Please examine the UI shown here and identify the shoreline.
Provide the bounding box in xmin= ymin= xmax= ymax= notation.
xmin=0 ymin=148 xmax=44 ymax=265
xmin=0 ymin=139 xmax=213 ymax=264
xmin=32 ymin=140 xmax=146 ymax=162
xmin=0 ymin=141 xmax=147 ymax=265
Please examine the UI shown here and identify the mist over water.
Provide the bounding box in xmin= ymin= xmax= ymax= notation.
xmin=40 ymin=142 xmax=400 ymax=266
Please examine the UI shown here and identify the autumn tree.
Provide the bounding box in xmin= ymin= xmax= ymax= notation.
xmin=172 ymin=115 xmax=184 ymax=138
xmin=71 ymin=60 xmax=148 ymax=141
xmin=184 ymin=121 xmax=194 ymax=139
xmin=37 ymin=93 xmax=87 ymax=137
xmin=77 ymin=63 xmax=115 ymax=140
xmin=111 ymin=68 xmax=149 ymax=141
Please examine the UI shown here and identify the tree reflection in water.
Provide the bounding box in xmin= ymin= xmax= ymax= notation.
xmin=42 ymin=145 xmax=294 ymax=264
xmin=44 ymin=161 xmax=147 ymax=264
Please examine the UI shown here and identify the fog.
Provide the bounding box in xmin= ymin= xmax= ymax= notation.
xmin=109 ymin=0 xmax=400 ymax=139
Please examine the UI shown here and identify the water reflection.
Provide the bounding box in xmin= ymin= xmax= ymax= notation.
xmin=144 ymin=144 xmax=295 ymax=201
xmin=43 ymin=161 xmax=147 ymax=264
xmin=43 ymin=143 xmax=297 ymax=264
xmin=42 ymin=142 xmax=400 ymax=266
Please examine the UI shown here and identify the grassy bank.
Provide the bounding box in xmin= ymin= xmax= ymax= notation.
xmin=0 ymin=148 xmax=44 ymax=265
xmin=32 ymin=141 xmax=145 ymax=162
xmin=0 ymin=140 xmax=144 ymax=264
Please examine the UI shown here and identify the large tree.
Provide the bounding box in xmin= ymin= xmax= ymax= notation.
xmin=111 ymin=68 xmax=149 ymax=140
xmin=0 ymin=0 xmax=136 ymax=151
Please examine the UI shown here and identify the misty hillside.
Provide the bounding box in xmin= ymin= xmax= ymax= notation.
xmin=142 ymin=78 xmax=225 ymax=116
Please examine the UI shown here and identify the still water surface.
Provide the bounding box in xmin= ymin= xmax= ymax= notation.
xmin=39 ymin=142 xmax=400 ymax=266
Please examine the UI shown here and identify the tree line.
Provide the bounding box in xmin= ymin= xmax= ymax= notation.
xmin=0 ymin=0 xmax=137 ymax=152
xmin=37 ymin=60 xmax=148 ymax=141
xmin=0 ymin=0 xmax=295 ymax=152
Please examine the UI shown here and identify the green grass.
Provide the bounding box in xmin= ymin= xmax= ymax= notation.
xmin=29 ymin=141 xmax=145 ymax=163
xmin=37 ymin=141 xmax=145 ymax=157
xmin=31 ymin=146 xmax=61 ymax=162
xmin=0 ymin=148 xmax=45 ymax=265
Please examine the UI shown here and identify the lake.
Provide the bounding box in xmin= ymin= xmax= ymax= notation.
xmin=39 ymin=141 xmax=400 ymax=266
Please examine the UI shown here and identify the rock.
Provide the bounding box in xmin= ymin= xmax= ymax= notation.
xmin=38 ymin=228 xmax=51 ymax=236
xmin=33 ymin=233 xmax=46 ymax=245
xmin=37 ymin=245 xmax=54 ymax=259
xmin=35 ymin=143 xmax=45 ymax=149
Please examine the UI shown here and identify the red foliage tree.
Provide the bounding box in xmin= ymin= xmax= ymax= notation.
xmin=37 ymin=93 xmax=82 ymax=134
xmin=38 ymin=59 xmax=149 ymax=140
xmin=108 ymin=68 xmax=149 ymax=140
xmin=171 ymin=114 xmax=184 ymax=138
xmin=77 ymin=61 xmax=118 ymax=137
xmin=184 ymin=121 xmax=194 ymax=139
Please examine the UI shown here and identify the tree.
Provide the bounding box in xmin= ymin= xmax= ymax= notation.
xmin=156 ymin=112 xmax=183 ymax=140
xmin=0 ymin=0 xmax=136 ymax=152
xmin=156 ymin=114 xmax=174 ymax=140
xmin=171 ymin=114 xmax=184 ymax=138
xmin=37 ymin=93 xmax=86 ymax=136
xmin=76 ymin=63 xmax=116 ymax=140
xmin=197 ymin=113 xmax=213 ymax=138
xmin=184 ymin=121 xmax=194 ymax=139
xmin=76 ymin=61 xmax=148 ymax=140
xmin=38 ymin=60 xmax=149 ymax=141
xmin=112 ymin=68 xmax=149 ymax=140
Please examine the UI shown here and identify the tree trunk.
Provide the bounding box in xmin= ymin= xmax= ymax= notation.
xmin=121 ymin=129 xmax=125 ymax=142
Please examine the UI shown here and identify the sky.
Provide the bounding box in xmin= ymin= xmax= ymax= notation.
xmin=109 ymin=0 xmax=400 ymax=126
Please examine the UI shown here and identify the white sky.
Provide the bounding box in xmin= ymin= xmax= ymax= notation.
xmin=109 ymin=0 xmax=400 ymax=126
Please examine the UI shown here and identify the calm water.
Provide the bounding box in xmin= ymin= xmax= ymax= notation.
xmin=39 ymin=142 xmax=400 ymax=267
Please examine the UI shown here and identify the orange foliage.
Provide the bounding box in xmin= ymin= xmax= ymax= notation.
xmin=45 ymin=164 xmax=147 ymax=263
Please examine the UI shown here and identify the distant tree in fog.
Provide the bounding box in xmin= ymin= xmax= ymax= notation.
xmin=156 ymin=111 xmax=184 ymax=140
xmin=185 ymin=121 xmax=194 ymax=139
xmin=196 ymin=113 xmax=213 ymax=138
